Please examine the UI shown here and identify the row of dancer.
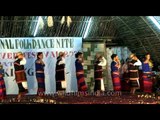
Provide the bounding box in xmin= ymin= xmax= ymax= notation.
xmin=111 ymin=53 xmax=154 ymax=94
xmin=0 ymin=52 xmax=45 ymax=101
xmin=55 ymin=51 xmax=107 ymax=92
xmin=25 ymin=52 xmax=154 ymax=95
xmin=0 ymin=51 xmax=88 ymax=101
xmin=0 ymin=51 xmax=154 ymax=101
xmin=69 ymin=52 xmax=152 ymax=95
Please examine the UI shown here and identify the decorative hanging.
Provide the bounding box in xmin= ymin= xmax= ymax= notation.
xmin=67 ymin=16 xmax=72 ymax=27
xmin=39 ymin=16 xmax=44 ymax=29
xmin=61 ymin=16 xmax=65 ymax=25
xmin=47 ymin=16 xmax=53 ymax=27
xmin=61 ymin=16 xmax=72 ymax=27
xmin=47 ymin=16 xmax=72 ymax=27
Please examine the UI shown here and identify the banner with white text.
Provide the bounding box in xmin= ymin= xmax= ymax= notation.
xmin=0 ymin=37 xmax=82 ymax=94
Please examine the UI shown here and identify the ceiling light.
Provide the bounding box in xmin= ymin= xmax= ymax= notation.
xmin=149 ymin=16 xmax=160 ymax=29
xmin=83 ymin=17 xmax=92 ymax=39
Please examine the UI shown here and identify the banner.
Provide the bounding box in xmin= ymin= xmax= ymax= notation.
xmin=0 ymin=37 xmax=82 ymax=94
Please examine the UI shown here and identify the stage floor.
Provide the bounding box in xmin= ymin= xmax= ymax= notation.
xmin=1 ymin=92 xmax=160 ymax=104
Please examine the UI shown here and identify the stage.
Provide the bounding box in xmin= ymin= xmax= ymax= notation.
xmin=1 ymin=92 xmax=160 ymax=104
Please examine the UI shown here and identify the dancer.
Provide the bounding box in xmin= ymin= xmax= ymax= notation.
xmin=75 ymin=52 xmax=87 ymax=92
xmin=0 ymin=63 xmax=6 ymax=102
xmin=142 ymin=53 xmax=153 ymax=93
xmin=128 ymin=53 xmax=142 ymax=94
xmin=94 ymin=53 xmax=106 ymax=92
xmin=55 ymin=52 xmax=66 ymax=92
xmin=121 ymin=58 xmax=130 ymax=91
xmin=111 ymin=54 xmax=121 ymax=91
xmin=14 ymin=52 xmax=28 ymax=101
xmin=35 ymin=52 xmax=45 ymax=96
